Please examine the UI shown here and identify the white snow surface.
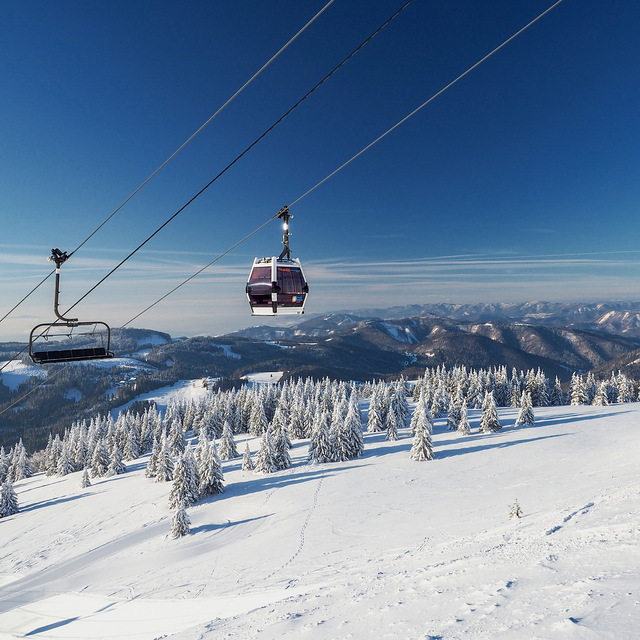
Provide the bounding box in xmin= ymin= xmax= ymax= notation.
xmin=114 ymin=380 xmax=213 ymax=415
xmin=1 ymin=402 xmax=639 ymax=639
xmin=241 ymin=371 xmax=285 ymax=384
xmin=0 ymin=361 xmax=47 ymax=392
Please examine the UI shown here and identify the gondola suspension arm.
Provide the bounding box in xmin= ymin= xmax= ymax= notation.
xmin=277 ymin=206 xmax=293 ymax=261
xmin=49 ymin=248 xmax=78 ymax=324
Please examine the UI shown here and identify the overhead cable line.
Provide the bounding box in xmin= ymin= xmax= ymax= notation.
xmin=0 ymin=0 xmax=413 ymax=379
xmin=59 ymin=0 xmax=416 ymax=319
xmin=0 ymin=0 xmax=337 ymax=328
xmin=122 ymin=0 xmax=568 ymax=327
xmin=291 ymin=0 xmax=568 ymax=206
xmin=0 ymin=0 xmax=564 ymax=412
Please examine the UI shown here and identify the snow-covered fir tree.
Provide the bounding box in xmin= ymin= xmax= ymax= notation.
xmin=107 ymin=444 xmax=127 ymax=476
xmin=169 ymin=451 xmax=199 ymax=509
xmin=170 ymin=505 xmax=191 ymax=539
xmin=366 ymin=389 xmax=385 ymax=433
xmin=154 ymin=433 xmax=174 ymax=482
xmin=386 ymin=409 xmax=399 ymax=441
xmin=409 ymin=404 xmax=435 ymax=461
xmin=550 ymin=377 xmax=565 ymax=406
xmin=0 ymin=448 xmax=9 ymax=484
xmin=254 ymin=429 xmax=277 ymax=473
xmin=479 ymin=391 xmax=502 ymax=433
xmin=90 ymin=438 xmax=111 ymax=477
xmin=515 ymin=391 xmax=535 ymax=427
xmin=272 ymin=426 xmax=292 ymax=470
xmin=592 ymin=381 xmax=609 ymax=406
xmin=168 ymin=418 xmax=186 ymax=457
xmin=81 ymin=468 xmax=91 ymax=488
xmin=10 ymin=440 xmax=33 ymax=482
xmin=456 ymin=403 xmax=471 ymax=435
xmin=249 ymin=400 xmax=269 ymax=437
xmin=145 ymin=435 xmax=161 ymax=479
xmin=308 ymin=411 xmax=335 ymax=464
xmin=446 ymin=392 xmax=463 ymax=431
xmin=0 ymin=479 xmax=19 ymax=517
xmin=56 ymin=442 xmax=75 ymax=477
xmin=570 ymin=373 xmax=588 ymax=406
xmin=217 ymin=420 xmax=239 ymax=461
xmin=198 ymin=442 xmax=224 ymax=497
xmin=409 ymin=393 xmax=433 ymax=436
xmin=241 ymin=441 xmax=254 ymax=471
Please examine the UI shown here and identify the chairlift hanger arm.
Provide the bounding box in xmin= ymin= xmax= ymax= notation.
xmin=48 ymin=248 xmax=78 ymax=324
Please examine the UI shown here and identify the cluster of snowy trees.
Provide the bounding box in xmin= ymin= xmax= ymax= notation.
xmin=568 ymin=371 xmax=636 ymax=406
xmin=3 ymin=367 xmax=638 ymax=530
xmin=409 ymin=365 xmax=638 ymax=413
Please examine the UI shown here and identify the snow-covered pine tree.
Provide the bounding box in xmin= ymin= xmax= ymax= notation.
xmin=154 ymin=433 xmax=174 ymax=482
xmin=0 ymin=479 xmax=19 ymax=517
xmin=345 ymin=394 xmax=365 ymax=459
xmin=183 ymin=447 xmax=201 ymax=502
xmin=456 ymin=403 xmax=471 ymax=435
xmin=198 ymin=442 xmax=224 ymax=497
xmin=308 ymin=411 xmax=334 ymax=464
xmin=592 ymin=381 xmax=609 ymax=406
xmin=107 ymin=444 xmax=127 ymax=476
xmin=170 ymin=505 xmax=191 ymax=539
xmin=90 ymin=438 xmax=111 ymax=477
xmin=254 ymin=429 xmax=277 ymax=473
xmin=168 ymin=418 xmax=186 ymax=457
xmin=169 ymin=454 xmax=190 ymax=509
xmin=515 ymin=391 xmax=535 ymax=427
xmin=0 ymin=447 xmax=8 ymax=484
xmin=11 ymin=440 xmax=33 ymax=481
xmin=56 ymin=442 xmax=75 ymax=476
xmin=570 ymin=373 xmax=588 ymax=406
xmin=241 ymin=441 xmax=254 ymax=471
xmin=446 ymin=393 xmax=462 ymax=431
xmin=550 ymin=376 xmax=565 ymax=406
xmin=217 ymin=420 xmax=239 ymax=461
xmin=249 ymin=400 xmax=269 ymax=437
xmin=145 ymin=434 xmax=161 ymax=479
xmin=385 ymin=408 xmax=399 ymax=441
xmin=81 ymin=468 xmax=91 ymax=488
xmin=409 ymin=404 xmax=435 ymax=461
xmin=409 ymin=393 xmax=433 ymax=436
xmin=430 ymin=382 xmax=447 ymax=418
xmin=391 ymin=379 xmax=410 ymax=428
xmin=272 ymin=426 xmax=292 ymax=470
xmin=479 ymin=391 xmax=502 ymax=433
xmin=366 ymin=389 xmax=385 ymax=433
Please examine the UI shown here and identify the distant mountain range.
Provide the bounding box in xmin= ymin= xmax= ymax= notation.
xmin=4 ymin=301 xmax=640 ymax=450
xmin=226 ymin=303 xmax=640 ymax=381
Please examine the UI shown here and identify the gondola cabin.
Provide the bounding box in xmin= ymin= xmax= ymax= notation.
xmin=246 ymin=257 xmax=308 ymax=316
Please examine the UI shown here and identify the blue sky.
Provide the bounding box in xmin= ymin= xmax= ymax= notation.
xmin=1 ymin=0 xmax=640 ymax=341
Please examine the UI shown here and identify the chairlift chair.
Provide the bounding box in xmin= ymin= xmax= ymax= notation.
xmin=246 ymin=207 xmax=309 ymax=315
xmin=29 ymin=249 xmax=115 ymax=365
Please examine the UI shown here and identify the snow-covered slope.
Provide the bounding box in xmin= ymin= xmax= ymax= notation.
xmin=1 ymin=402 xmax=639 ymax=639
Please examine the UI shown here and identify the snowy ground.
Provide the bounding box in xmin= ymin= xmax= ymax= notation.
xmin=1 ymin=402 xmax=639 ymax=639
xmin=114 ymin=379 xmax=213 ymax=415
xmin=0 ymin=361 xmax=47 ymax=392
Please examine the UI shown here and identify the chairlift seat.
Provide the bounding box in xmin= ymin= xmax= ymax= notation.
xmin=31 ymin=346 xmax=112 ymax=365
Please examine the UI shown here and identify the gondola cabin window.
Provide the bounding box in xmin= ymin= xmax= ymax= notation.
xmin=247 ymin=265 xmax=272 ymax=308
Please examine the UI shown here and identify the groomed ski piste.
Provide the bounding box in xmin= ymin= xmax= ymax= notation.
xmin=1 ymin=380 xmax=638 ymax=640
